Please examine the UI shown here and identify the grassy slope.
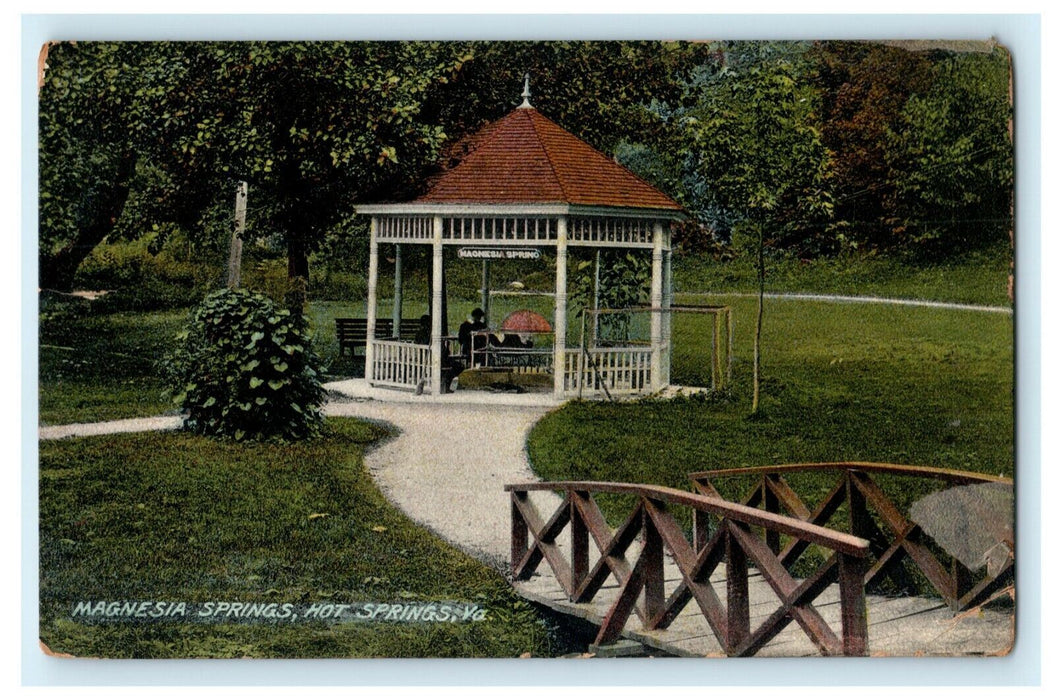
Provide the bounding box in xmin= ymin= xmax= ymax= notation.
xmin=528 ymin=297 xmax=1013 ymax=516
xmin=39 ymin=309 xmax=188 ymax=425
xmin=39 ymin=418 xmax=557 ymax=658
xmin=674 ymin=246 xmax=1013 ymax=307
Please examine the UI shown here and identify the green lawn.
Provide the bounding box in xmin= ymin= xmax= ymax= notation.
xmin=39 ymin=418 xmax=561 ymax=658
xmin=39 ymin=308 xmax=188 ymax=425
xmin=673 ymin=245 xmax=1013 ymax=307
xmin=39 ymin=248 xmax=1010 ymax=425
xmin=528 ymin=296 xmax=1013 ymax=520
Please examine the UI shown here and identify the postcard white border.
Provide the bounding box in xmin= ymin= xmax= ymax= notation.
xmin=19 ymin=12 xmax=1042 ymax=688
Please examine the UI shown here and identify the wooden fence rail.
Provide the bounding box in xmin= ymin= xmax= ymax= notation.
xmin=505 ymin=481 xmax=871 ymax=657
xmin=688 ymin=462 xmax=1014 ymax=613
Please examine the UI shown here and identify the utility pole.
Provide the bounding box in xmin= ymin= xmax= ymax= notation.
xmin=226 ymin=180 xmax=248 ymax=289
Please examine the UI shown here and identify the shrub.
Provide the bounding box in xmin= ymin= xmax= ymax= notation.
xmin=241 ymin=259 xmax=296 ymax=306
xmin=162 ymin=288 xmax=326 ymax=442
xmin=74 ymin=237 xmax=217 ymax=312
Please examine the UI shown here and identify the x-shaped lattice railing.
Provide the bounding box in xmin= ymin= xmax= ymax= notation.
xmin=506 ymin=481 xmax=871 ymax=657
xmin=689 ymin=463 xmax=1014 ymax=612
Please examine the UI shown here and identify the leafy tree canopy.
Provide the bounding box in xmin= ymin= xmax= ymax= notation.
xmin=39 ymin=39 xmax=1013 ymax=297
xmin=39 ymin=41 xmax=470 ymax=290
xmin=677 ymin=43 xmax=835 ymax=253
xmin=882 ymin=50 xmax=1013 ymax=257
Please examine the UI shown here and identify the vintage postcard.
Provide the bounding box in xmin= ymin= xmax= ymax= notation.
xmin=37 ymin=38 xmax=1014 ymax=661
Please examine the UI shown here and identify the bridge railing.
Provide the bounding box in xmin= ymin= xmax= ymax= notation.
xmin=505 ymin=481 xmax=871 ymax=657
xmin=688 ymin=462 xmax=1014 ymax=613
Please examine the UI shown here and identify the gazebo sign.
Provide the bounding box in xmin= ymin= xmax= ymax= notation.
xmin=458 ymin=247 xmax=542 ymax=260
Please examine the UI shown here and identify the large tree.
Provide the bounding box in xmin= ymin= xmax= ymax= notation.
xmin=425 ymin=41 xmax=709 ymax=174
xmin=39 ymin=42 xmax=147 ymax=291
xmin=809 ymin=41 xmax=935 ymax=251
xmin=39 ymin=41 xmax=470 ymax=292
xmin=807 ymin=42 xmax=1012 ymax=259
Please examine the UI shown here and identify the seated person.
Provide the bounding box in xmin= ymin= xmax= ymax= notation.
xmin=500 ymin=333 xmax=533 ymax=349
xmin=458 ymin=307 xmax=488 ymax=363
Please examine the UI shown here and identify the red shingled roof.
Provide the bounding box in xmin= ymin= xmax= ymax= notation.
xmin=415 ymin=107 xmax=683 ymax=211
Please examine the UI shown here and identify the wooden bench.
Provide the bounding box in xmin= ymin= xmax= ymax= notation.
xmin=335 ymin=318 xmax=421 ymax=356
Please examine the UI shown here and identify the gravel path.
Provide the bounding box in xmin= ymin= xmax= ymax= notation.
xmin=326 ymin=400 xmax=558 ymax=568
xmin=38 ymin=415 xmax=183 ymax=441
xmin=39 ymin=395 xmax=558 ymax=569
xmin=690 ymin=291 xmax=1013 ymax=315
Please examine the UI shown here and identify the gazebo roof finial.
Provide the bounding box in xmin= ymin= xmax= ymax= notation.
xmin=518 ymin=72 xmax=532 ymax=109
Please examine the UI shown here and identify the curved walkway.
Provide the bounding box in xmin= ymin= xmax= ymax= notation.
xmin=39 ymin=392 xmax=558 ymax=569
xmin=326 ymin=399 xmax=557 ymax=568
xmin=692 ymin=291 xmax=1013 ymax=315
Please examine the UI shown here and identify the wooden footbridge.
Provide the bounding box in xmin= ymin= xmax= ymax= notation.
xmin=506 ymin=463 xmax=1014 ymax=657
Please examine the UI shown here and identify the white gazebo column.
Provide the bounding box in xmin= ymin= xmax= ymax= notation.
xmin=392 ymin=244 xmax=403 ymax=338
xmin=365 ymin=217 xmax=379 ymax=383
xmin=430 ymin=217 xmax=444 ymax=396
xmin=662 ymin=230 xmax=673 ymax=386
xmin=553 ymin=217 xmax=569 ymax=398
xmin=650 ymin=221 xmax=664 ymax=390
xmin=592 ymin=249 xmax=602 ymax=341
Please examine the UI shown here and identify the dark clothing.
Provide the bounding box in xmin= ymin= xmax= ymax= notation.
xmin=501 ymin=334 xmax=526 ymax=348
xmin=458 ymin=319 xmax=487 ymax=361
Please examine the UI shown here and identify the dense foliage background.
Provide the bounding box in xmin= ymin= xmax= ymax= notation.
xmin=39 ymin=40 xmax=1013 ymax=305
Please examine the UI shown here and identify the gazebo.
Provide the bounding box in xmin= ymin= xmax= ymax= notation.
xmin=355 ymin=83 xmax=687 ymax=398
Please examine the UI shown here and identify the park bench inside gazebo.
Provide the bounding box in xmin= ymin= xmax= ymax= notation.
xmin=356 ymin=82 xmax=687 ymax=398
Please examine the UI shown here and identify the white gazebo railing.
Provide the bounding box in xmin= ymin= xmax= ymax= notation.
xmin=563 ymin=345 xmax=661 ymax=396
xmin=370 ymin=340 xmax=432 ymax=390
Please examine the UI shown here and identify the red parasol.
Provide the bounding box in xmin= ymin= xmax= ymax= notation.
xmin=500 ymin=309 xmax=552 ymax=333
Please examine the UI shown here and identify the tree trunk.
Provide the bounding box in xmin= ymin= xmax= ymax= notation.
xmin=752 ymin=226 xmax=765 ymax=414
xmin=39 ymin=151 xmax=135 ymax=292
xmin=286 ymin=235 xmax=310 ymax=281
xmin=285 ymin=235 xmax=310 ymax=313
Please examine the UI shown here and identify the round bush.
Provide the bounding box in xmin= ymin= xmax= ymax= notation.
xmin=163 ymin=288 xmax=325 ymax=441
